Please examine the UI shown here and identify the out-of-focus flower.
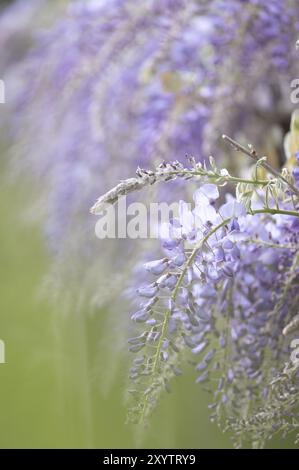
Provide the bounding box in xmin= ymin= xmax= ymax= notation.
xmin=0 ymin=0 xmax=68 ymax=73
xmin=3 ymin=0 xmax=299 ymax=309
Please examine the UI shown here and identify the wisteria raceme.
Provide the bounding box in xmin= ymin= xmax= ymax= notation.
xmin=91 ymin=133 xmax=299 ymax=446
xmin=3 ymin=0 xmax=299 ymax=309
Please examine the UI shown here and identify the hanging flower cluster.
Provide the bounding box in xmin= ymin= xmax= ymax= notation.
xmin=91 ymin=134 xmax=299 ymax=447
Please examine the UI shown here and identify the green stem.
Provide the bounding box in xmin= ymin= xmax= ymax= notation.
xmin=252 ymin=208 xmax=299 ymax=218
xmin=243 ymin=239 xmax=298 ymax=250
xmin=222 ymin=134 xmax=299 ymax=197
xmin=168 ymin=170 xmax=269 ymax=186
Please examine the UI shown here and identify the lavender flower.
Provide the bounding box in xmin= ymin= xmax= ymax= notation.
xmin=93 ymin=135 xmax=299 ymax=445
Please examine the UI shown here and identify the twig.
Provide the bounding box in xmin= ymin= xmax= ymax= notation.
xmin=222 ymin=134 xmax=299 ymax=197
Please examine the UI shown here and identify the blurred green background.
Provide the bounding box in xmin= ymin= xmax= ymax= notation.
xmin=0 ymin=166 xmax=296 ymax=449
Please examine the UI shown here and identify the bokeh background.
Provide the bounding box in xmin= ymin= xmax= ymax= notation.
xmin=0 ymin=0 xmax=298 ymax=448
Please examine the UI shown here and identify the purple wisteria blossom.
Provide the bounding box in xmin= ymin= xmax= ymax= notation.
xmin=2 ymin=0 xmax=299 ymax=310
xmin=104 ymin=146 xmax=299 ymax=445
